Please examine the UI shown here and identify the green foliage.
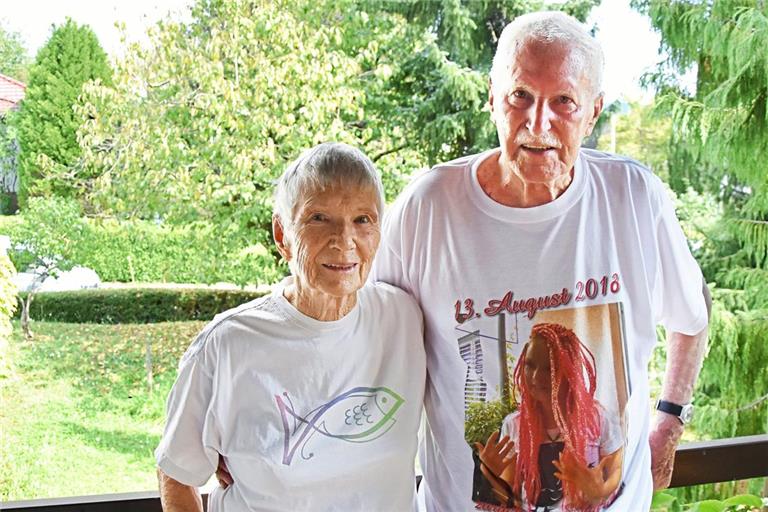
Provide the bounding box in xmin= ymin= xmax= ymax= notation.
xmin=1 ymin=320 xmax=204 ymax=499
xmin=693 ymin=298 xmax=768 ymax=438
xmin=0 ymin=23 xmax=29 ymax=82
xmin=651 ymin=489 xmax=764 ymax=512
xmin=0 ymin=251 xmax=16 ymax=341
xmin=595 ymin=100 xmax=672 ymax=181
xmin=14 ymin=18 xmax=112 ymax=206
xmin=634 ymin=0 xmax=768 ymax=443
xmin=464 ymin=398 xmax=514 ymax=445
xmin=4 ymin=198 xmax=283 ymax=285
xmin=15 ymin=287 xmax=266 ymax=323
xmin=60 ymin=0 xmax=600 ymax=278
xmin=5 ymin=196 xmax=81 ymax=274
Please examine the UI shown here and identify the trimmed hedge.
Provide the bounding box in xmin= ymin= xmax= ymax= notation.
xmin=16 ymin=287 xmax=267 ymax=324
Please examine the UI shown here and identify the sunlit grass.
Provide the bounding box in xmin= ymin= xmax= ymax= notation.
xmin=0 ymin=320 xmax=204 ymax=501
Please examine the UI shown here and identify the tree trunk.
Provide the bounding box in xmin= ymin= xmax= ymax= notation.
xmin=20 ymin=292 xmax=33 ymax=340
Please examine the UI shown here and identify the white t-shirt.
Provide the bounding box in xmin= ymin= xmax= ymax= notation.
xmin=155 ymin=279 xmax=426 ymax=512
xmin=372 ymin=148 xmax=708 ymax=512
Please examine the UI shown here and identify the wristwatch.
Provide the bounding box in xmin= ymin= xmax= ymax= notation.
xmin=655 ymin=399 xmax=694 ymax=425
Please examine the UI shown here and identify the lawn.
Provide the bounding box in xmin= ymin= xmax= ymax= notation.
xmin=0 ymin=320 xmax=205 ymax=501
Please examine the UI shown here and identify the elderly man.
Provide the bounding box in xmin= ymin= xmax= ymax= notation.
xmin=372 ymin=11 xmax=710 ymax=512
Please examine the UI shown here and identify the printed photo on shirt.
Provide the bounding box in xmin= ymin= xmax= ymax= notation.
xmin=459 ymin=302 xmax=629 ymax=512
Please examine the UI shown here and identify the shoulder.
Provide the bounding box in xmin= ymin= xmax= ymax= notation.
xmin=580 ymin=148 xmax=668 ymax=206
xmin=180 ymin=292 xmax=282 ymax=363
xmin=362 ymin=281 xmax=422 ymax=319
xmin=391 ymin=152 xmax=483 ymax=208
xmin=581 ymin=149 xmax=663 ymax=186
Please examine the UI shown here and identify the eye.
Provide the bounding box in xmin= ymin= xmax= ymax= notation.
xmin=558 ymin=95 xmax=574 ymax=104
xmin=309 ymin=213 xmax=328 ymax=222
xmin=355 ymin=215 xmax=372 ymax=224
xmin=509 ymin=90 xmax=529 ymax=102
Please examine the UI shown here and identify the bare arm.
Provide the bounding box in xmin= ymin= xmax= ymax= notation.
xmin=158 ymin=469 xmax=203 ymax=512
xmin=649 ymin=280 xmax=711 ymax=490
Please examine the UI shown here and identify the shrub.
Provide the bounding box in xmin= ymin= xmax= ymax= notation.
xmin=15 ymin=287 xmax=267 ymax=324
xmin=3 ymin=197 xmax=285 ymax=286
xmin=0 ymin=251 xmax=16 ymax=339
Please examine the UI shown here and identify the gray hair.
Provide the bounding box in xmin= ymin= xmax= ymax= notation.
xmin=273 ymin=142 xmax=385 ymax=226
xmin=491 ymin=11 xmax=604 ymax=97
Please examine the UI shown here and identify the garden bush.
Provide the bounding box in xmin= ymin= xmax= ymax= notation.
xmin=16 ymin=287 xmax=267 ymax=323
xmin=0 ymin=251 xmax=16 ymax=338
xmin=2 ymin=197 xmax=285 ymax=286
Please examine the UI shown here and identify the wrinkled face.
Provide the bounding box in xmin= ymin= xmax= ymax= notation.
xmin=276 ymin=185 xmax=381 ymax=302
xmin=489 ymin=40 xmax=603 ymax=185
xmin=524 ymin=335 xmax=553 ymax=405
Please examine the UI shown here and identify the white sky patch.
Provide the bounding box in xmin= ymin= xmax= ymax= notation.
xmin=1 ymin=0 xmax=193 ymax=60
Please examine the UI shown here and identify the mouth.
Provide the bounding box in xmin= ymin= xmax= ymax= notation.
xmin=521 ymin=144 xmax=557 ymax=154
xmin=322 ymin=263 xmax=358 ymax=273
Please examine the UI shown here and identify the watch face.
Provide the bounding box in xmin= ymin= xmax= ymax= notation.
xmin=681 ymin=405 xmax=694 ymax=424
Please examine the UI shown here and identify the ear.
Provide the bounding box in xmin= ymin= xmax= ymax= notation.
xmin=487 ymin=78 xmax=496 ymax=118
xmin=273 ymin=214 xmax=292 ymax=262
xmin=584 ymin=93 xmax=604 ymax=137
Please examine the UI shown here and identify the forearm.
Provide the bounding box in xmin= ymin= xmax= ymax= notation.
xmin=158 ymin=469 xmax=203 ymax=512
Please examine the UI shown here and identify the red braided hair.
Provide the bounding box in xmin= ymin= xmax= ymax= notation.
xmin=513 ymin=323 xmax=601 ymax=511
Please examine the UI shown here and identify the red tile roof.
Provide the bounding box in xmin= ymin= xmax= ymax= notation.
xmin=0 ymin=74 xmax=26 ymax=114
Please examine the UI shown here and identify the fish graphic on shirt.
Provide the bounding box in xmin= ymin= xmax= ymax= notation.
xmin=275 ymin=386 xmax=404 ymax=465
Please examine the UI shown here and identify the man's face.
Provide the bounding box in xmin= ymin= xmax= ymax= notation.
xmin=489 ymin=40 xmax=603 ymax=185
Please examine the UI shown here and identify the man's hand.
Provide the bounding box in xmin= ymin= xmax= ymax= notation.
xmin=649 ymin=414 xmax=684 ymax=490
xmin=216 ymin=454 xmax=233 ymax=489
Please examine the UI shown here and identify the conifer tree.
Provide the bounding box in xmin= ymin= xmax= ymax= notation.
xmin=633 ymin=0 xmax=767 ymax=439
xmin=14 ymin=18 xmax=111 ymax=207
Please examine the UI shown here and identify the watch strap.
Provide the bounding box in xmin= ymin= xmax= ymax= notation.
xmin=656 ymin=399 xmax=684 ymax=417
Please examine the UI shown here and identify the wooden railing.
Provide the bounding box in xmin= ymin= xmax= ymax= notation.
xmin=3 ymin=435 xmax=766 ymax=512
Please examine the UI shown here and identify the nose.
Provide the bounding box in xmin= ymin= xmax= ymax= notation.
xmin=532 ymin=366 xmax=549 ymax=386
xmin=525 ymin=100 xmax=553 ymax=135
xmin=329 ymin=220 xmax=355 ymax=251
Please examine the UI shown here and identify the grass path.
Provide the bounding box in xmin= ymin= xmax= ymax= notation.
xmin=0 ymin=320 xmax=204 ymax=501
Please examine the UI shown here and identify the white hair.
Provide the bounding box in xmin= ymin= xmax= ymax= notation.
xmin=491 ymin=11 xmax=604 ymax=97
xmin=273 ymin=142 xmax=385 ymax=226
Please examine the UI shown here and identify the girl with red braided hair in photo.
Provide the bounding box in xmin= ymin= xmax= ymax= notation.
xmin=475 ymin=323 xmax=624 ymax=511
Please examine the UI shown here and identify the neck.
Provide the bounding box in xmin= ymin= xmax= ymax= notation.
xmin=283 ymin=280 xmax=356 ymax=321
xmin=478 ymin=152 xmax=573 ymax=208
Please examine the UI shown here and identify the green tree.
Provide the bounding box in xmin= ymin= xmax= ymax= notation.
xmin=632 ymin=0 xmax=768 ymax=441
xmin=14 ymin=18 xmax=111 ymax=207
xmin=65 ymin=0 xmax=600 ymax=283
xmin=0 ymin=23 xmax=29 ymax=82
xmin=595 ymin=100 xmax=672 ymax=181
xmin=6 ymin=197 xmax=80 ymax=338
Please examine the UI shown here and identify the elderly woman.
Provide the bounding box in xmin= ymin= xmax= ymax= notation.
xmin=155 ymin=142 xmax=426 ymax=511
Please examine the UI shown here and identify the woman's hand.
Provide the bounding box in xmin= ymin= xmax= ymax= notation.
xmin=474 ymin=430 xmax=516 ymax=479
xmin=553 ymin=448 xmax=622 ymax=507
xmin=216 ymin=454 xmax=233 ymax=489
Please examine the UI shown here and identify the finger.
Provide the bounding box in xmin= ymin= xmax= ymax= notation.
xmin=474 ymin=442 xmax=485 ymax=454
xmin=486 ymin=430 xmax=500 ymax=445
xmin=497 ymin=440 xmax=514 ymax=458
xmin=217 ymin=456 xmax=233 ymax=486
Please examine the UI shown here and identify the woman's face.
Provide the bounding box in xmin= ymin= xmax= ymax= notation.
xmin=523 ymin=335 xmax=553 ymax=405
xmin=276 ymin=184 xmax=381 ymax=303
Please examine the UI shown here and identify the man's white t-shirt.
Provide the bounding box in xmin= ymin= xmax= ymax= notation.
xmin=372 ymin=148 xmax=708 ymax=511
xmin=155 ymin=279 xmax=426 ymax=512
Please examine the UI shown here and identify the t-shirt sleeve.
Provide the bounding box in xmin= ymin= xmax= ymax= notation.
xmin=371 ymin=196 xmax=412 ymax=294
xmin=652 ymin=182 xmax=708 ymax=335
xmin=155 ymin=332 xmax=220 ymax=487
